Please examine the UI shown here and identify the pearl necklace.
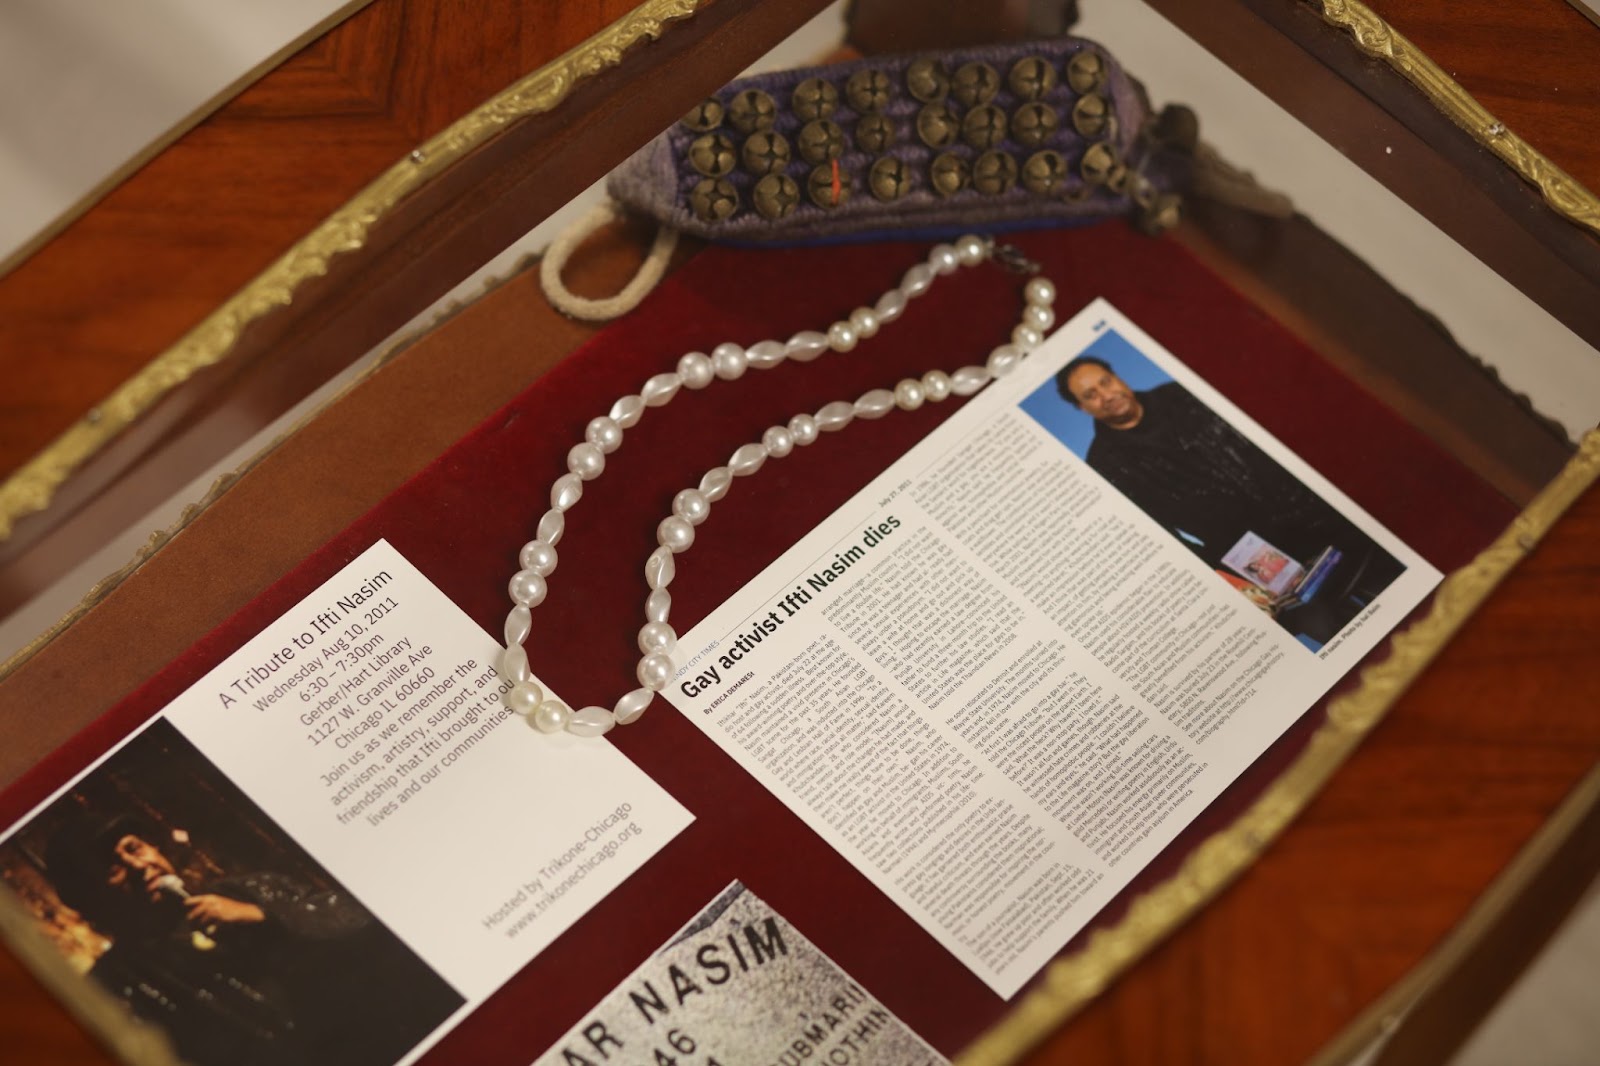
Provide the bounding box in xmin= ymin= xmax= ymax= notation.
xmin=498 ymin=235 xmax=1057 ymax=737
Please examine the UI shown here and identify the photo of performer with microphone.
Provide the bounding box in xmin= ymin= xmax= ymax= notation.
xmin=1 ymin=721 xmax=461 ymax=1066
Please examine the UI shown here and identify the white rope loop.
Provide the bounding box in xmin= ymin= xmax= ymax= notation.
xmin=539 ymin=200 xmax=680 ymax=322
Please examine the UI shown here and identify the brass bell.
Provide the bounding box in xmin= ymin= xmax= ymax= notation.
xmin=752 ymin=173 xmax=801 ymax=220
xmin=806 ymin=163 xmax=851 ymax=208
xmin=1071 ymin=94 xmax=1110 ymax=138
xmin=905 ymin=58 xmax=948 ymax=103
xmin=741 ymin=130 xmax=791 ymax=176
xmin=792 ymin=77 xmax=839 ymax=123
xmin=682 ymin=97 xmax=724 ymax=132
xmin=869 ymin=157 xmax=913 ymax=201
xmin=796 ymin=119 xmax=846 ymax=164
xmin=1080 ymin=141 xmax=1117 ymax=185
xmin=855 ymin=113 xmax=895 ymax=153
xmin=1022 ymin=150 xmax=1068 ymax=194
xmin=1011 ymin=102 xmax=1059 ymax=149
xmin=1007 ymin=56 xmax=1057 ymax=102
xmin=690 ymin=178 xmax=739 ymax=221
xmin=727 ymin=89 xmax=777 ymax=134
xmin=972 ymin=150 xmax=1018 ymax=195
xmin=951 ymin=61 xmax=999 ymax=107
xmin=915 ymin=104 xmax=959 ymax=149
xmin=929 ymin=152 xmax=970 ymax=197
xmin=961 ymin=104 xmax=1008 ymax=151
xmin=845 ymin=69 xmax=893 ymax=113
xmin=1066 ymin=50 xmax=1107 ymax=94
xmin=688 ymin=133 xmax=736 ymax=177
xmin=1137 ymin=192 xmax=1182 ymax=234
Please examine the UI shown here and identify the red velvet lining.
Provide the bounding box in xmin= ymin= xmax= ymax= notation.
xmin=2 ymin=227 xmax=1516 ymax=1058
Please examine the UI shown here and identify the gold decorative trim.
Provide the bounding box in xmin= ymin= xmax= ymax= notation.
xmin=956 ymin=428 xmax=1600 ymax=1064
xmin=0 ymin=0 xmax=704 ymax=542
xmin=1316 ymin=0 xmax=1600 ymax=237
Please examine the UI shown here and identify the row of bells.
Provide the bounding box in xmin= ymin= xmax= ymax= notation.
xmin=685 ymin=92 xmax=1112 ymax=180
xmin=682 ymin=51 xmax=1109 ymax=136
xmin=688 ymin=140 xmax=1129 ymax=222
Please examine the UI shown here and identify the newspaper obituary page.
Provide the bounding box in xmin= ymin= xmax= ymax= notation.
xmin=662 ymin=299 xmax=1440 ymax=998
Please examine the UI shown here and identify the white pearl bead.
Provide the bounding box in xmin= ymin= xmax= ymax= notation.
xmin=610 ymin=394 xmax=644 ymax=428
xmin=761 ymin=425 xmax=794 ymax=458
xmin=658 ymin=515 xmax=695 ymax=553
xmin=550 ymin=473 xmax=583 ymax=512
xmin=746 ymin=339 xmax=787 ymax=369
xmin=922 ymin=369 xmax=952 ymax=401
xmin=788 ymin=413 xmax=819 ymax=446
xmin=950 ymin=365 xmax=992 ymax=395
xmin=1012 ymin=324 xmax=1043 ymax=350
xmin=614 ymin=687 xmax=653 ymax=725
xmin=641 ymin=372 xmax=681 ymax=407
xmin=645 ymin=546 xmax=675 ymax=589
xmin=509 ymin=569 xmax=548 ymax=607
xmin=645 ymin=588 xmax=671 ymax=623
xmin=848 ymin=307 xmax=879 ymax=339
xmin=786 ymin=330 xmax=829 ymax=362
xmin=677 ymin=351 xmax=714 ymax=389
xmin=894 ymin=378 xmax=925 ymax=410
xmin=855 ymin=388 xmax=895 ymax=419
xmin=505 ymin=681 xmax=544 ymax=716
xmin=1023 ymin=303 xmax=1055 ymax=332
xmin=637 ymin=652 xmax=674 ymax=691
xmin=987 ymin=343 xmax=1023 ymax=377
xmin=519 ymin=540 xmax=557 ymax=576
xmin=584 ymin=416 xmax=622 ymax=454
xmin=567 ymin=442 xmax=605 ymax=481
xmin=504 ymin=605 xmax=532 ymax=646
xmin=500 ymin=643 xmax=531 ymax=683
xmin=699 ymin=466 xmax=733 ymax=502
xmin=954 ymin=234 xmax=986 ymax=265
xmin=567 ymin=706 xmax=616 ymax=737
xmin=537 ymin=508 xmax=564 ymax=546
xmin=827 ymin=321 xmax=857 ymax=352
xmin=638 ymin=621 xmax=677 ymax=654
xmin=729 ymin=442 xmax=767 ymax=476
xmin=1025 ymin=277 xmax=1057 ymax=306
xmin=617 ymin=688 xmax=656 ymax=723
xmin=815 ymin=400 xmax=855 ymax=431
xmin=673 ymin=488 xmax=710 ymax=525
xmin=901 ymin=262 xmax=935 ymax=297
xmin=712 ymin=342 xmax=747 ymax=380
xmin=532 ymin=699 xmax=571 ymax=734
xmin=874 ymin=289 xmax=907 ymax=323
xmin=928 ymin=243 xmax=959 ymax=275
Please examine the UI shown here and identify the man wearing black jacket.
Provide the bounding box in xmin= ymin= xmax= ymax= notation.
xmin=1056 ymin=356 xmax=1403 ymax=644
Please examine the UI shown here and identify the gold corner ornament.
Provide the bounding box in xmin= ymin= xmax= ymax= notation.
xmin=956 ymin=428 xmax=1600 ymax=1065
xmin=0 ymin=0 xmax=705 ymax=542
xmin=1316 ymin=0 xmax=1600 ymax=237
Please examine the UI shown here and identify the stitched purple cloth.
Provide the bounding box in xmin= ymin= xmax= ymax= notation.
xmin=609 ymin=38 xmax=1190 ymax=243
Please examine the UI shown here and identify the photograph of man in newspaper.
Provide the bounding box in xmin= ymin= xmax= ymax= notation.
xmin=1020 ymin=330 xmax=1404 ymax=649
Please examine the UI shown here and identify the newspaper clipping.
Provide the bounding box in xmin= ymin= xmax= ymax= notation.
xmin=663 ymin=300 xmax=1439 ymax=997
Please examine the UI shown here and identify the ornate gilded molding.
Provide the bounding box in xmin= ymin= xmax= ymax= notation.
xmin=0 ymin=0 xmax=704 ymax=542
xmin=957 ymin=429 xmax=1600 ymax=1064
xmin=1315 ymin=0 xmax=1600 ymax=237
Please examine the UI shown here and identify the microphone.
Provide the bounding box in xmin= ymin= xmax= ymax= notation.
xmin=150 ymin=873 xmax=190 ymax=900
